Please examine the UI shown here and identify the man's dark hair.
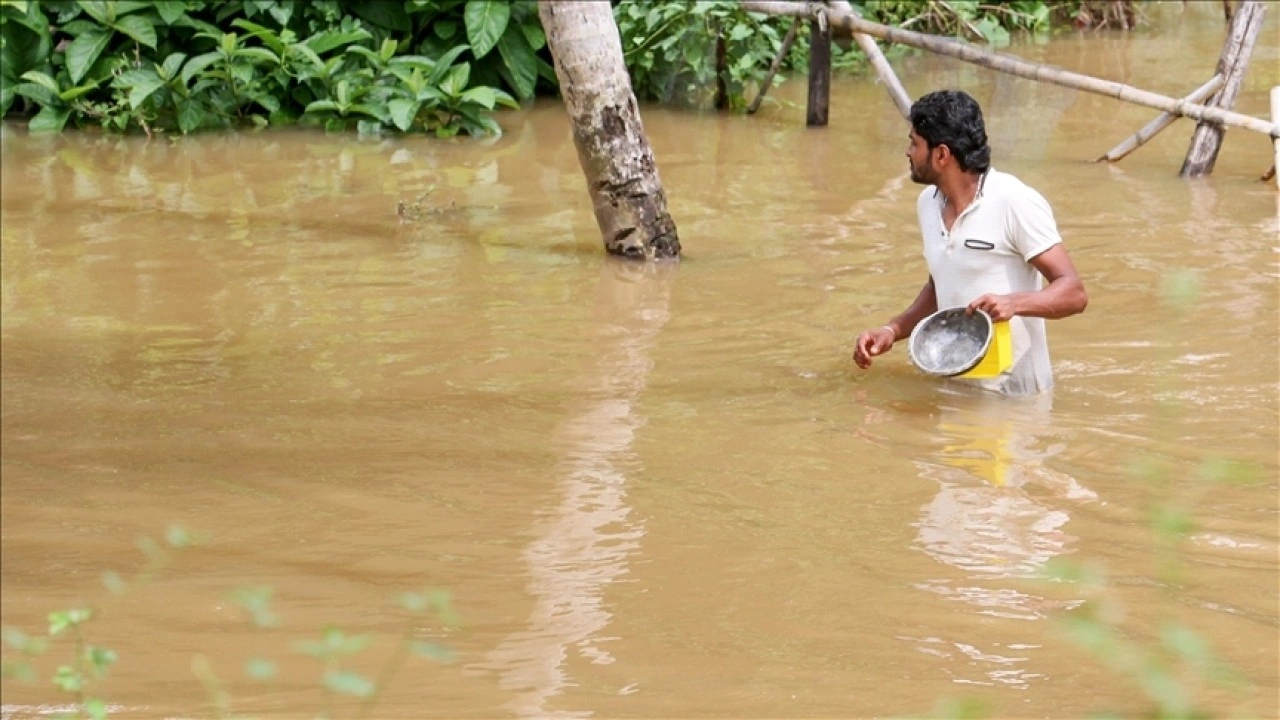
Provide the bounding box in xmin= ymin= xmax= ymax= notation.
xmin=909 ymin=90 xmax=991 ymax=174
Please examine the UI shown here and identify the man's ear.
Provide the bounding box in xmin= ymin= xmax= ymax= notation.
xmin=933 ymin=143 xmax=952 ymax=167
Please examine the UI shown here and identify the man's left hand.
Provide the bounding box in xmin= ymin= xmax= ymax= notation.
xmin=967 ymin=294 xmax=1017 ymax=322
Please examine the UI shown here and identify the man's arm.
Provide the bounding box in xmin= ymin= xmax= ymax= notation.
xmin=854 ymin=277 xmax=938 ymax=369
xmin=967 ymin=245 xmax=1087 ymax=321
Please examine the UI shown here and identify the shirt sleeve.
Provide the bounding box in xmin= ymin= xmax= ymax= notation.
xmin=1006 ymin=185 xmax=1062 ymax=261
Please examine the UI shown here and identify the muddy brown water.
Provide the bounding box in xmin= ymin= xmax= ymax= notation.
xmin=2 ymin=5 xmax=1277 ymax=718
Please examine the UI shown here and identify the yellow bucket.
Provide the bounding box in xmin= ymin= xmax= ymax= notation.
xmin=958 ymin=321 xmax=1012 ymax=379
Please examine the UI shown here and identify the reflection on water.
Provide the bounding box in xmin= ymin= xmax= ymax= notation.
xmin=474 ymin=262 xmax=672 ymax=717
xmin=911 ymin=389 xmax=1096 ymax=688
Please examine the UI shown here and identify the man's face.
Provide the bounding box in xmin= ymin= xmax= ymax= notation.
xmin=906 ymin=129 xmax=939 ymax=185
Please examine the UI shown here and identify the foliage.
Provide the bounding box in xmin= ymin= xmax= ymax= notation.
xmin=612 ymin=0 xmax=1142 ymax=111
xmin=614 ymin=1 xmax=809 ymax=111
xmin=0 ymin=0 xmax=548 ymax=137
xmin=0 ymin=525 xmax=458 ymax=719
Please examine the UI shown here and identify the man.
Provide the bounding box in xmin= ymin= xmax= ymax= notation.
xmin=853 ymin=90 xmax=1087 ymax=396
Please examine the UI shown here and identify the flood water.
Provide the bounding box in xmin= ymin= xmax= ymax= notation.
xmin=2 ymin=4 xmax=1277 ymax=718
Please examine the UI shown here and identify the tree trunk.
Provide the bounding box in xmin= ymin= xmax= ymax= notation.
xmin=740 ymin=1 xmax=1280 ymax=139
xmin=539 ymin=1 xmax=680 ymax=260
xmin=1180 ymin=0 xmax=1267 ymax=176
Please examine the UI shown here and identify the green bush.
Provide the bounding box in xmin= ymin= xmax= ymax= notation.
xmin=0 ymin=0 xmax=552 ymax=137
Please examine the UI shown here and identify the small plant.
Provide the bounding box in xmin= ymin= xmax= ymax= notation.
xmin=0 ymin=526 xmax=459 ymax=719
xmin=1 ymin=526 xmax=198 ymax=720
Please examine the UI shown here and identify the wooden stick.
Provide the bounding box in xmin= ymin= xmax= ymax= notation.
xmin=807 ymin=12 xmax=831 ymax=126
xmin=1097 ymin=75 xmax=1224 ymax=163
xmin=740 ymin=0 xmax=1280 ymax=138
xmin=1181 ymin=1 xmax=1268 ymax=176
xmin=829 ymin=0 xmax=912 ymax=119
xmin=747 ymin=18 xmax=800 ymax=115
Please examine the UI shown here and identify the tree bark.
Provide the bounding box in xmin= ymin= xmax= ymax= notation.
xmin=807 ymin=13 xmax=832 ymax=126
xmin=1098 ymin=75 xmax=1223 ymax=163
xmin=1180 ymin=1 xmax=1267 ymax=176
xmin=740 ymin=1 xmax=1280 ymax=139
xmin=539 ymin=1 xmax=680 ymax=260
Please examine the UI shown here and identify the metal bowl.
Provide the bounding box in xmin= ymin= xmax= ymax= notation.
xmin=908 ymin=307 xmax=994 ymax=377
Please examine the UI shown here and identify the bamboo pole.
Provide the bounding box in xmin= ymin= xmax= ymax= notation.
xmin=1097 ymin=75 xmax=1224 ymax=163
xmin=807 ymin=11 xmax=831 ymax=126
xmin=747 ymin=18 xmax=800 ymax=114
xmin=830 ymin=0 xmax=912 ymax=118
xmin=1181 ymin=1 xmax=1268 ymax=176
xmin=740 ymin=0 xmax=1280 ymax=138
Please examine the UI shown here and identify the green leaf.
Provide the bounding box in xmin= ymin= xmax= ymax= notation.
xmin=113 ymin=1 xmax=150 ymax=16
xmin=441 ymin=62 xmax=469 ymax=96
xmin=521 ymin=21 xmax=545 ymax=51
xmin=2 ymin=1 xmax=31 ymax=14
xmin=424 ymin=44 xmax=468 ymax=86
xmin=324 ymin=669 xmax=375 ymax=698
xmin=117 ymin=69 xmax=162 ymax=108
xmin=410 ymin=640 xmax=456 ymax=663
xmin=459 ymin=85 xmax=495 ymax=110
xmin=14 ymin=81 xmax=57 ymax=106
xmin=18 ymin=69 xmax=59 ymax=95
xmin=101 ymin=571 xmax=126 ymax=595
xmin=3 ymin=627 xmax=30 ymax=651
xmin=158 ymin=52 xmax=186 ymax=81
xmin=245 ymin=657 xmax=277 ymax=680
xmin=496 ymin=27 xmax=535 ymax=100
xmin=176 ymin=99 xmax=202 ymax=133
xmin=65 ymin=27 xmax=111 ymax=84
xmin=286 ymin=43 xmax=324 ymax=69
xmin=0 ymin=10 xmax=53 ymax=85
xmin=53 ymin=664 xmax=83 ymax=692
xmin=48 ymin=608 xmax=92 ymax=635
xmin=84 ymin=698 xmax=108 ymax=720
xmin=154 ymin=0 xmax=186 ymax=25
xmin=180 ymin=51 xmax=221 ymax=87
xmin=112 ymin=14 xmax=156 ymax=48
xmin=397 ymin=592 xmax=428 ymax=613
xmin=387 ymin=98 xmax=420 ymax=131
xmin=267 ymin=1 xmax=292 ymax=26
xmin=236 ymin=47 xmax=280 ymax=64
xmin=85 ymin=645 xmax=117 ymax=674
xmin=0 ymin=86 xmax=13 ymax=117
xmin=433 ymin=19 xmax=457 ymax=40
xmin=230 ymin=587 xmax=279 ymax=628
xmin=304 ymin=99 xmax=339 ymax=114
xmin=75 ymin=0 xmax=108 ymax=24
xmin=351 ymin=2 xmax=409 ymax=32
xmin=230 ymin=19 xmax=285 ymax=55
xmin=464 ymin=0 xmax=509 ymax=59
xmin=303 ymin=26 xmax=372 ymax=55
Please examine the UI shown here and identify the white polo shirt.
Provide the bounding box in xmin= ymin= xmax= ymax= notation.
xmin=916 ymin=169 xmax=1061 ymax=396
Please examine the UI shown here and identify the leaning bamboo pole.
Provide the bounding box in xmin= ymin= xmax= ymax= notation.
xmin=1098 ymin=75 xmax=1224 ymax=163
xmin=829 ymin=1 xmax=912 ymax=118
xmin=740 ymin=0 xmax=1280 ymax=139
xmin=747 ymin=18 xmax=799 ymax=114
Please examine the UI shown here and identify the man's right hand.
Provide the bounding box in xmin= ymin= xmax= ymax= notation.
xmin=853 ymin=326 xmax=896 ymax=369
